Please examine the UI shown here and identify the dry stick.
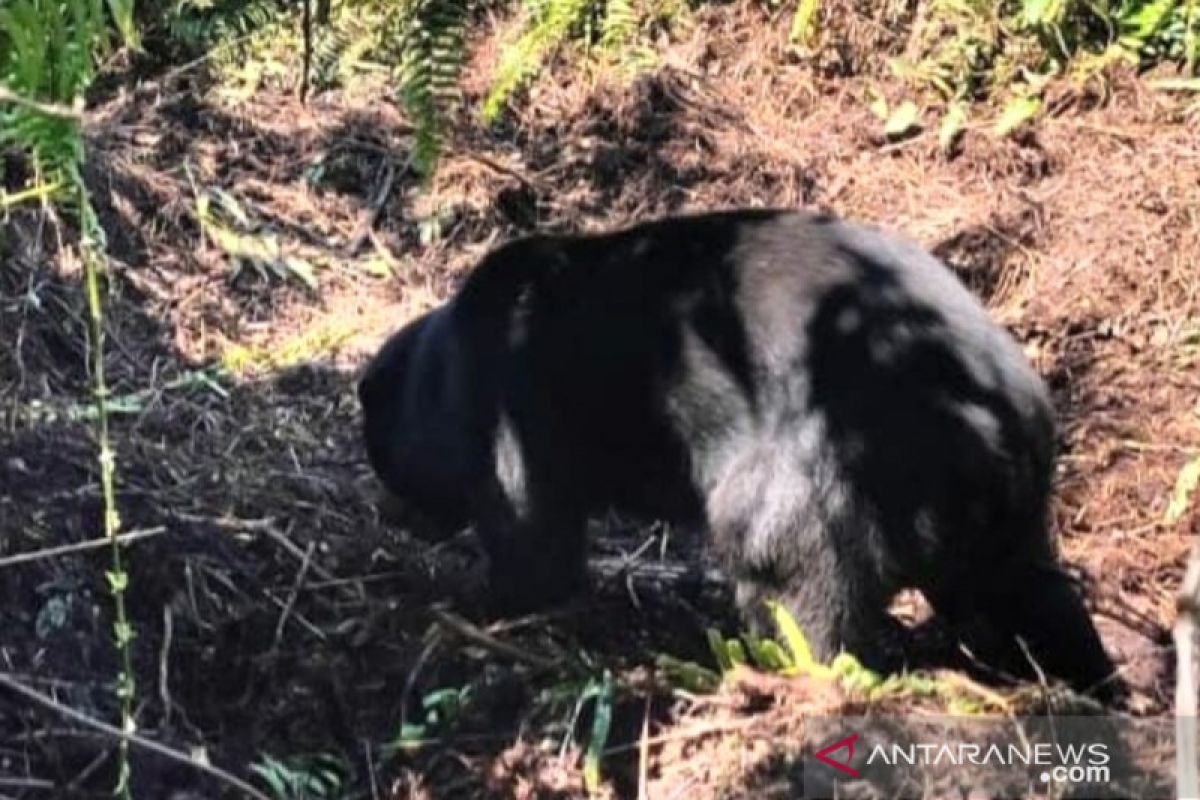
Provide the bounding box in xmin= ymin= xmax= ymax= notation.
xmin=430 ymin=607 xmax=558 ymax=671
xmin=159 ymin=605 xmax=175 ymax=730
xmin=0 ymin=527 xmax=166 ymax=569
xmin=463 ymin=153 xmax=543 ymax=193
xmin=363 ymin=739 xmax=381 ymax=800
xmin=255 ymin=520 xmax=364 ymax=603
xmin=346 ymin=160 xmax=401 ymax=257
xmin=273 ymin=540 xmax=317 ymax=647
xmin=0 ymin=86 xmax=82 ymax=121
xmin=600 ymin=717 xmax=758 ymax=758
xmin=593 ymin=534 xmax=660 ymax=594
xmin=0 ymin=672 xmax=272 ymax=800
xmin=1175 ymin=539 xmax=1200 ymax=800
xmin=173 ymin=512 xmax=356 ymax=600
xmin=259 ymin=590 xmax=326 ymax=641
xmin=0 ymin=778 xmax=55 ymax=790
xmin=591 ymin=556 xmax=727 ymax=588
xmin=636 ymin=697 xmax=651 ymax=800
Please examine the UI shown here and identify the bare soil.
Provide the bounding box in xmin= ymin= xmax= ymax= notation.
xmin=2 ymin=3 xmax=1198 ymax=798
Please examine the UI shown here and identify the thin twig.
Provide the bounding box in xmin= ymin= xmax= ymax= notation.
xmin=0 ymin=778 xmax=55 ymax=790
xmin=594 ymin=534 xmax=660 ymax=594
xmin=259 ymin=591 xmax=327 ymax=641
xmin=591 ymin=556 xmax=727 ymax=588
xmin=601 ymin=717 xmax=758 ymax=757
xmin=159 ymin=605 xmax=174 ymax=730
xmin=0 ymin=86 xmax=82 ymax=121
xmin=0 ymin=527 xmax=166 ymax=569
xmin=347 ymin=159 xmax=403 ymax=257
xmin=173 ymin=512 xmax=356 ymax=598
xmin=273 ymin=541 xmax=317 ymax=647
xmin=0 ymin=672 xmax=272 ymax=800
xmin=637 ymin=697 xmax=651 ymax=800
xmin=430 ymin=607 xmax=559 ymax=670
xmin=292 ymin=569 xmax=408 ymax=591
xmin=461 ymin=152 xmax=543 ymax=193
xmin=364 ymin=739 xmax=381 ymax=800
xmin=256 ymin=521 xmax=357 ymax=599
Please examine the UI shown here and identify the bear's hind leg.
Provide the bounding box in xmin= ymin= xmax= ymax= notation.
xmin=928 ymin=562 xmax=1125 ymax=703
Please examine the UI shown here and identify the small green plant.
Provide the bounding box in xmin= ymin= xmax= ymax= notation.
xmin=577 ymin=671 xmax=615 ymax=794
xmin=654 ymin=652 xmax=722 ymax=693
xmin=482 ymin=0 xmax=596 ymax=122
xmin=305 ymin=3 xmax=388 ymax=89
xmin=700 ymin=602 xmax=946 ymax=703
xmin=250 ymin=753 xmax=347 ymax=800
xmin=167 ymin=0 xmax=283 ymax=51
xmin=2 ymin=2 xmax=140 ymax=796
xmin=193 ymin=184 xmax=321 ymax=289
xmin=482 ymin=0 xmax=667 ymax=124
xmin=392 ymin=684 xmax=472 ymax=748
xmin=884 ymin=0 xmax=1199 ymax=144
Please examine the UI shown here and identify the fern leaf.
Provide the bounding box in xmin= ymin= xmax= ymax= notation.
xmin=601 ymin=0 xmax=637 ymax=49
xmin=482 ymin=0 xmax=592 ymax=123
xmin=396 ymin=0 xmax=469 ymax=175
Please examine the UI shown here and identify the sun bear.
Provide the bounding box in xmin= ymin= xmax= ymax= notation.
xmin=358 ymin=208 xmax=1122 ymax=702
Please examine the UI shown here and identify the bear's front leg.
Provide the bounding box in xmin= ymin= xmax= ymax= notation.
xmin=475 ymin=473 xmax=589 ymax=617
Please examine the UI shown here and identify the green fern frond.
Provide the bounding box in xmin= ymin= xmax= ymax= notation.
xmin=601 ymin=0 xmax=658 ymax=74
xmin=482 ymin=0 xmax=594 ymax=123
xmin=601 ymin=0 xmax=638 ymax=49
xmin=0 ymin=0 xmax=124 ymax=170
xmin=167 ymin=0 xmax=284 ymax=50
xmin=309 ymin=10 xmax=378 ymax=85
xmin=395 ymin=0 xmax=469 ymax=175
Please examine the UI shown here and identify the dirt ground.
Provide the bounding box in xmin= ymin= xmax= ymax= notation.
xmin=2 ymin=3 xmax=1199 ymax=798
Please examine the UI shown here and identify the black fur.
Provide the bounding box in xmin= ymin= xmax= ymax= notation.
xmin=358 ymin=208 xmax=1123 ymax=701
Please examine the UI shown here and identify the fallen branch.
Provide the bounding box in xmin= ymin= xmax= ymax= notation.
xmin=430 ymin=607 xmax=558 ymax=670
xmin=0 ymin=672 xmax=272 ymax=800
xmin=0 ymin=86 xmax=82 ymax=122
xmin=0 ymin=527 xmax=166 ymax=570
xmin=591 ymin=556 xmax=727 ymax=589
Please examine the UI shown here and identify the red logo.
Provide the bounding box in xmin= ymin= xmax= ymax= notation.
xmin=814 ymin=733 xmax=860 ymax=777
